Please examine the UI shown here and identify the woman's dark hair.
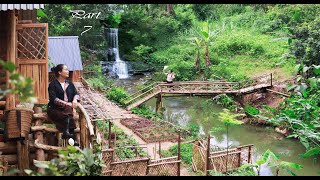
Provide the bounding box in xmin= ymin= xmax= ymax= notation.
xmin=51 ymin=64 xmax=65 ymax=78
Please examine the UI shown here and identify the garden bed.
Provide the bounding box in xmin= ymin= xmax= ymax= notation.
xmin=121 ymin=118 xmax=178 ymax=143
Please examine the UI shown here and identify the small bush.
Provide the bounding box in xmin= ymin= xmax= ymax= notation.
xmin=106 ymin=87 xmax=129 ymax=105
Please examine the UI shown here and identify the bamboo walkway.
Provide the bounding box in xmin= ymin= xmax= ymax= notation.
xmin=124 ymin=73 xmax=273 ymax=110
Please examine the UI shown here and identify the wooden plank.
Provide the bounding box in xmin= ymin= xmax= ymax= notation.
xmin=16 ymin=23 xmax=47 ymax=29
xmin=17 ymin=59 xmax=46 ymax=65
xmin=33 ymin=64 xmax=39 ymax=102
xmin=44 ymin=23 xmax=49 ymax=102
xmin=147 ymin=160 xmax=181 ymax=167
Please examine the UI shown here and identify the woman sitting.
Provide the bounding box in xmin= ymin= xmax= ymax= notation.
xmin=47 ymin=64 xmax=80 ymax=146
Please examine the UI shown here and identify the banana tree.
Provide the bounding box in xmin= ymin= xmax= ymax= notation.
xmin=257 ymin=149 xmax=303 ymax=176
xmin=189 ymin=37 xmax=202 ymax=72
xmin=197 ymin=21 xmax=219 ymax=67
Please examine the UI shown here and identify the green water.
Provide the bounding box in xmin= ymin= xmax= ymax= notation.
xmin=115 ymin=74 xmax=319 ymax=176
xmin=144 ymin=96 xmax=320 ymax=176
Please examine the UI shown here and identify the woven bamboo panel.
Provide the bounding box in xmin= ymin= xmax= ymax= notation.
xmin=110 ymin=158 xmax=148 ymax=176
xmin=210 ymin=151 xmax=241 ymax=173
xmin=192 ymin=140 xmax=254 ymax=174
xmin=147 ymin=157 xmax=179 ymax=176
xmin=192 ymin=143 xmax=206 ymax=172
xmin=147 ymin=162 xmax=178 ymax=176
xmin=102 ymin=149 xmax=114 ymax=175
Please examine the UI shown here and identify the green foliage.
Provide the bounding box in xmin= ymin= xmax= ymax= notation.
xmin=185 ymin=124 xmax=200 ymax=139
xmin=95 ymin=121 xmax=147 ymax=160
xmin=244 ymin=105 xmax=260 ymax=116
xmin=25 ymin=146 xmax=105 ymax=176
xmin=213 ymin=94 xmax=237 ymax=111
xmin=106 ymin=12 xmax=122 ymax=28
xmin=257 ymin=149 xmax=303 ymax=176
xmin=119 ymin=5 xmax=193 ymax=56
xmin=131 ymin=105 xmax=161 ymax=119
xmin=37 ymin=9 xmax=48 ymax=18
xmin=168 ymin=143 xmax=193 ymax=165
xmin=291 ymin=17 xmax=320 ymax=69
xmin=301 ymin=147 xmax=320 ymax=158
xmin=130 ymin=44 xmax=154 ymax=63
xmin=40 ymin=4 xmax=112 ymax=50
xmin=0 ymin=60 xmax=36 ymax=103
xmin=106 ymin=87 xmax=128 ymax=105
xmin=209 ymin=163 xmax=256 ymax=176
xmin=261 ymin=92 xmax=320 ymax=150
xmin=168 ymin=61 xmax=196 ymax=81
xmin=218 ymin=109 xmax=243 ymax=127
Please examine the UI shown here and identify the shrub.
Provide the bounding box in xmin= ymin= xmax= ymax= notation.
xmin=106 ymin=87 xmax=129 ymax=105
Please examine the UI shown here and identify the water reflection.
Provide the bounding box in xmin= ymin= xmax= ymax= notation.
xmin=144 ymin=96 xmax=320 ymax=176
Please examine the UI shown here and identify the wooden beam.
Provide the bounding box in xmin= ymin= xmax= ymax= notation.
xmin=34 ymin=139 xmax=66 ymax=152
xmin=0 ymin=142 xmax=17 ymax=154
xmin=1 ymin=154 xmax=17 ymax=165
xmin=6 ymin=10 xmax=16 ymax=109
xmin=17 ymin=59 xmax=47 ymax=65
xmin=31 ymin=126 xmax=80 ymax=133
xmin=0 ymin=101 xmax=6 ymax=109
xmin=266 ymin=89 xmax=289 ymax=97
xmin=33 ymin=112 xmax=48 ymax=120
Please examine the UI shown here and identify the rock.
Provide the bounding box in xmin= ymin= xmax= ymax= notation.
xmin=275 ymin=127 xmax=290 ymax=136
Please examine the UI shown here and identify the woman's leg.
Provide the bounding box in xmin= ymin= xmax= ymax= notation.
xmin=47 ymin=106 xmax=75 ymax=139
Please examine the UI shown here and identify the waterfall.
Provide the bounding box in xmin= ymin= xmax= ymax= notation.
xmin=107 ymin=28 xmax=128 ymax=79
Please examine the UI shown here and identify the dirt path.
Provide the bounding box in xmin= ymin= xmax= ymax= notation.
xmin=75 ymin=83 xmax=192 ymax=176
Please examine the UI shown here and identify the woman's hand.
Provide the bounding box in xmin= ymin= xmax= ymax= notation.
xmin=66 ymin=102 xmax=73 ymax=107
xmin=72 ymin=100 xmax=78 ymax=109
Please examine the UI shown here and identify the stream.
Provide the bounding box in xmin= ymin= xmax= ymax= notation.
xmin=112 ymin=74 xmax=320 ymax=176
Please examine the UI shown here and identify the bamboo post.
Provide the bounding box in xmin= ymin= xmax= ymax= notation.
xmin=17 ymin=140 xmax=29 ymax=176
xmin=177 ymin=130 xmax=181 ymax=176
xmin=248 ymin=146 xmax=252 ymax=163
xmin=238 ymin=152 xmax=241 ymax=167
xmin=135 ymin=147 xmax=138 ymax=158
xmin=205 ymin=134 xmax=210 ymax=176
xmin=155 ymin=93 xmax=162 ymax=113
xmin=270 ymin=73 xmax=273 ymax=86
xmin=34 ymin=107 xmax=45 ymax=173
xmin=159 ymin=141 xmax=161 ymax=159
xmin=79 ymin=112 xmax=86 ymax=149
xmin=108 ymin=121 xmax=112 ymax=149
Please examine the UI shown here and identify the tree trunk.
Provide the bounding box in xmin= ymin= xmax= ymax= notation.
xmin=195 ymin=50 xmax=201 ymax=72
xmin=166 ymin=4 xmax=175 ymax=16
xmin=204 ymin=46 xmax=211 ymax=67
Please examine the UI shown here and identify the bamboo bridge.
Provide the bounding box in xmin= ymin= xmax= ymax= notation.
xmin=124 ymin=74 xmax=273 ymax=111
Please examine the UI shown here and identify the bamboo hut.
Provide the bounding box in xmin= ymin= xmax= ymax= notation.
xmin=0 ymin=4 xmax=93 ymax=176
